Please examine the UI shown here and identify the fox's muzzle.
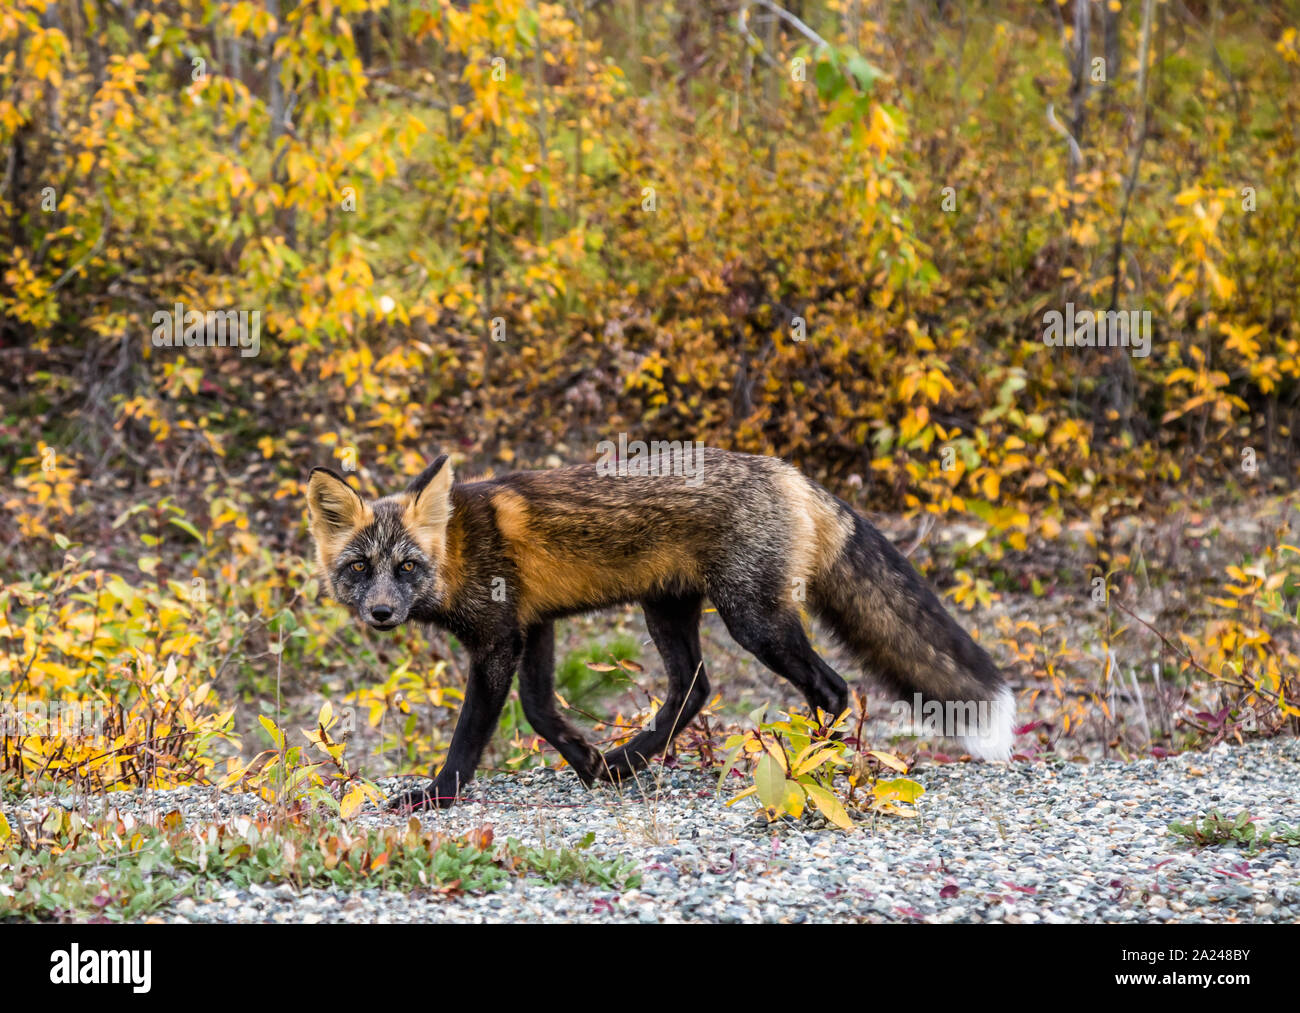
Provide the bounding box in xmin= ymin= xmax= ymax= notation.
xmin=363 ymin=574 xmax=404 ymax=629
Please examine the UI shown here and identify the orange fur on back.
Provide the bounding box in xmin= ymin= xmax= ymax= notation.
xmin=489 ymin=488 xmax=703 ymax=624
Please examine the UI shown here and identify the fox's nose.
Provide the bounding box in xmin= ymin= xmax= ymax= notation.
xmin=370 ymin=605 xmax=394 ymax=623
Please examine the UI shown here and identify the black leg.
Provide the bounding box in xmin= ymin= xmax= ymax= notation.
xmin=713 ymin=600 xmax=849 ymax=718
xmin=388 ymin=636 xmax=521 ymax=811
xmin=516 ymin=621 xmax=603 ymax=784
xmin=598 ymin=593 xmax=710 ymax=782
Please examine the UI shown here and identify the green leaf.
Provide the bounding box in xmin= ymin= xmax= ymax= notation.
xmin=813 ymin=58 xmax=843 ymax=101
xmin=846 ymin=54 xmax=883 ymax=92
xmin=111 ymin=503 xmax=151 ymax=529
xmin=716 ymin=740 xmax=746 ymax=795
xmin=755 ymin=752 xmax=785 ymax=811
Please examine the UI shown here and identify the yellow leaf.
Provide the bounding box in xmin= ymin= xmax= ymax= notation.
xmin=259 ymin=714 xmax=285 ymax=750
xmin=873 ymin=777 xmax=926 ymax=805
xmin=340 ymin=786 xmax=366 ymax=819
xmin=867 ymin=750 xmax=908 ymax=773
xmin=760 ymin=736 xmax=789 ymax=773
xmin=782 ymin=781 xmax=805 ymax=819
xmin=803 ymin=783 xmax=855 ymax=831
xmin=792 ymin=742 xmax=838 ymax=778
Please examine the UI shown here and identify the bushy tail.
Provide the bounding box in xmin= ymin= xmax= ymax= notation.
xmin=809 ymin=509 xmax=1014 ymax=761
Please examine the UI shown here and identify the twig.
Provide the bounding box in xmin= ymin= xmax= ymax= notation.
xmin=1108 ymin=0 xmax=1155 ymax=312
xmin=1045 ymin=102 xmax=1084 ymax=173
xmin=749 ymin=0 xmax=833 ymax=50
xmin=902 ymin=514 xmax=935 ymax=558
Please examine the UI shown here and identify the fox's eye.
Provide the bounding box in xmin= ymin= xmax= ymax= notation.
xmin=400 ymin=561 xmax=415 ymax=573
xmin=350 ymin=561 xmax=367 ymax=573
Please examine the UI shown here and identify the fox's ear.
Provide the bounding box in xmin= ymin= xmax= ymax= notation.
xmin=402 ymin=454 xmax=453 ymax=554
xmin=306 ymin=468 xmax=370 ymax=566
xmin=405 ymin=453 xmax=451 ymax=499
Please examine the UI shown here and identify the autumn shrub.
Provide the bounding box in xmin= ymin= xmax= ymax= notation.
xmin=989 ymin=540 xmax=1300 ymax=758
xmin=1184 ymin=545 xmax=1300 ymax=739
xmin=0 ymin=549 xmax=235 ymax=793
xmin=3 ymin=3 xmax=1297 ymax=511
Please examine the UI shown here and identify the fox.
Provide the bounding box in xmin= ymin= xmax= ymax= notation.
xmin=305 ymin=448 xmax=1014 ymax=811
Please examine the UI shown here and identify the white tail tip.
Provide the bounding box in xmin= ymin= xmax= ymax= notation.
xmin=960 ymin=685 xmax=1015 ymax=761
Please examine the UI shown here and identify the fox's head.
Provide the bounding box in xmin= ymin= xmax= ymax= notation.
xmin=305 ymin=454 xmax=453 ymax=630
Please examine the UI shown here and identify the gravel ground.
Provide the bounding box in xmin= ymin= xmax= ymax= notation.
xmin=14 ymin=738 xmax=1300 ymax=924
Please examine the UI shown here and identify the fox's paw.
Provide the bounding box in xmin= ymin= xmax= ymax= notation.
xmin=386 ymin=782 xmax=459 ymax=812
xmin=594 ymin=747 xmax=651 ymax=784
xmin=562 ymin=741 xmax=603 ymax=787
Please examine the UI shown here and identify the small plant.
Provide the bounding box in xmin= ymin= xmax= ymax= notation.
xmin=503 ymin=831 xmax=642 ymax=890
xmin=219 ymin=702 xmax=383 ymax=818
xmin=1169 ymin=809 xmax=1300 ymax=855
xmin=717 ymin=706 xmax=926 ymax=831
xmin=0 ymin=807 xmax=505 ymax=921
xmin=946 ymin=570 xmax=997 ymax=612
